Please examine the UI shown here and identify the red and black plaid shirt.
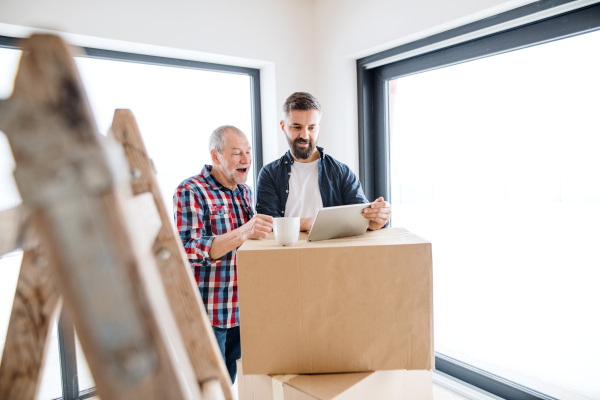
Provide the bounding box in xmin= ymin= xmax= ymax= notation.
xmin=173 ymin=165 xmax=253 ymax=328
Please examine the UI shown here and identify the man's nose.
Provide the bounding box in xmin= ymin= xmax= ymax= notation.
xmin=241 ymin=152 xmax=251 ymax=165
xmin=299 ymin=128 xmax=309 ymax=139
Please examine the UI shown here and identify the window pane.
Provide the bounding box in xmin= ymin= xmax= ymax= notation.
xmin=75 ymin=57 xmax=254 ymax=217
xmin=72 ymin=56 xmax=255 ymax=390
xmin=2 ymin=45 xmax=255 ymax=395
xmin=389 ymin=30 xmax=600 ymax=399
xmin=75 ymin=331 xmax=95 ymax=391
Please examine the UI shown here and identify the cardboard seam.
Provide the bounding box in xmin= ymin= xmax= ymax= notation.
xmin=278 ymin=376 xmax=320 ymax=400
xmin=272 ymin=374 xmax=298 ymax=400
xmin=284 ymin=374 xmax=374 ymax=400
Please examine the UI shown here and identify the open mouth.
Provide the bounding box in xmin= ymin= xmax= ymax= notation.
xmin=236 ymin=167 xmax=248 ymax=173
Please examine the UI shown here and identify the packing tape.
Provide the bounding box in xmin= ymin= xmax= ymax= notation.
xmin=272 ymin=374 xmax=298 ymax=400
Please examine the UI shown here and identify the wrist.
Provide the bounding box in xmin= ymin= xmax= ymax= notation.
xmin=238 ymin=226 xmax=249 ymax=243
xmin=369 ymin=221 xmax=380 ymax=230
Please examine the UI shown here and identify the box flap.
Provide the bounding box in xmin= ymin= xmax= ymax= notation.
xmin=239 ymin=360 xmax=432 ymax=400
xmin=286 ymin=373 xmax=372 ymax=400
xmin=238 ymin=228 xmax=430 ymax=252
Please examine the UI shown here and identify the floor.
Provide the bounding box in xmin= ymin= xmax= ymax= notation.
xmin=85 ymin=375 xmax=471 ymax=400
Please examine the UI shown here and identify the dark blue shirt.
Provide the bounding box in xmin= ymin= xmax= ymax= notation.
xmin=256 ymin=147 xmax=370 ymax=217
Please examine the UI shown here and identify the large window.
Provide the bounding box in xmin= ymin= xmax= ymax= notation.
xmin=0 ymin=37 xmax=262 ymax=400
xmin=358 ymin=2 xmax=600 ymax=400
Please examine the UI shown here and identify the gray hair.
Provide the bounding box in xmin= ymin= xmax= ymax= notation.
xmin=209 ymin=125 xmax=245 ymax=154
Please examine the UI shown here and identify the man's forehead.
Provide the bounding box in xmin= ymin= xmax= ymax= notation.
xmin=286 ymin=109 xmax=321 ymax=125
xmin=224 ymin=131 xmax=250 ymax=148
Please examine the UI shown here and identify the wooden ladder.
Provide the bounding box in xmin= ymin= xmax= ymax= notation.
xmin=0 ymin=34 xmax=232 ymax=400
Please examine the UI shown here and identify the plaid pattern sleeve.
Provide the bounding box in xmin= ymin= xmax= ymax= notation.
xmin=174 ymin=184 xmax=215 ymax=263
xmin=173 ymin=165 xmax=254 ymax=328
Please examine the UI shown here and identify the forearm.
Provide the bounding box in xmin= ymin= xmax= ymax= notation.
xmin=300 ymin=217 xmax=314 ymax=232
xmin=208 ymin=227 xmax=246 ymax=259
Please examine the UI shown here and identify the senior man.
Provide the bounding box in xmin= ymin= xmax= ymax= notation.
xmin=256 ymin=92 xmax=391 ymax=230
xmin=173 ymin=125 xmax=273 ymax=383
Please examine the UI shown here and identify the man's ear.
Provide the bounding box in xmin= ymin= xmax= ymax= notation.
xmin=210 ymin=149 xmax=221 ymax=165
xmin=280 ymin=120 xmax=286 ymax=132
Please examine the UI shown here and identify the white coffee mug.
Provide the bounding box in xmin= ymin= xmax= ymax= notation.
xmin=273 ymin=217 xmax=300 ymax=246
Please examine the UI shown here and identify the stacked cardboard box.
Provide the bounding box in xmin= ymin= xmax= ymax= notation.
xmin=237 ymin=227 xmax=433 ymax=399
xmin=237 ymin=360 xmax=433 ymax=400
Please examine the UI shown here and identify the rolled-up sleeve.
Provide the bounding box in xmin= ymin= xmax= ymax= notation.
xmin=341 ymin=166 xmax=369 ymax=205
xmin=173 ymin=185 xmax=215 ymax=263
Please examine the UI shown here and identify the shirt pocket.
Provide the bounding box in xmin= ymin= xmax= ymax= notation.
xmin=209 ymin=205 xmax=230 ymax=235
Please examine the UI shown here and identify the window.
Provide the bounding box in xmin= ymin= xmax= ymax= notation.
xmin=358 ymin=2 xmax=600 ymax=400
xmin=0 ymin=36 xmax=262 ymax=400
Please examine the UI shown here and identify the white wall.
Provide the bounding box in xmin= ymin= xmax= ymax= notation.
xmin=311 ymin=0 xmax=536 ymax=175
xmin=0 ymin=0 xmax=537 ymax=173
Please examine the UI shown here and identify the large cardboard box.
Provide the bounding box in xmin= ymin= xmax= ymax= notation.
xmin=237 ymin=227 xmax=433 ymax=375
xmin=237 ymin=360 xmax=433 ymax=400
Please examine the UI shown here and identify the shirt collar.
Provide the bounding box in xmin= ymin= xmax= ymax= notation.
xmin=201 ymin=164 xmax=240 ymax=194
xmin=285 ymin=146 xmax=325 ymax=163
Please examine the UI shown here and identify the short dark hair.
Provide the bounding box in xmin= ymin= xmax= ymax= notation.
xmin=282 ymin=92 xmax=321 ymax=119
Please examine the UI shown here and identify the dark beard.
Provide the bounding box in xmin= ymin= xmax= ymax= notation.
xmin=288 ymin=137 xmax=316 ymax=160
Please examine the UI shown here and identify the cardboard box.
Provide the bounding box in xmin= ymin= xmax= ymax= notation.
xmin=237 ymin=359 xmax=433 ymax=400
xmin=237 ymin=228 xmax=433 ymax=375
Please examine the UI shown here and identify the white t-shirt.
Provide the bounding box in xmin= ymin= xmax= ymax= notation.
xmin=284 ymin=159 xmax=323 ymax=218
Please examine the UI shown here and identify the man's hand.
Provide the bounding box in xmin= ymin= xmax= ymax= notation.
xmin=300 ymin=217 xmax=315 ymax=232
xmin=362 ymin=197 xmax=391 ymax=230
xmin=240 ymin=214 xmax=274 ymax=240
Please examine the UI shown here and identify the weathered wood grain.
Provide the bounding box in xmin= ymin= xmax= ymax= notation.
xmin=0 ymin=244 xmax=61 ymax=400
xmin=110 ymin=109 xmax=233 ymax=400
xmin=0 ymin=34 xmax=201 ymax=400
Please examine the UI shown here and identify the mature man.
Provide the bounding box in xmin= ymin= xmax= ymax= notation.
xmin=173 ymin=125 xmax=273 ymax=383
xmin=256 ymin=92 xmax=391 ymax=230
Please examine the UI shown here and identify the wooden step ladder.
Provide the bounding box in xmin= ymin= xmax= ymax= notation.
xmin=0 ymin=34 xmax=232 ymax=400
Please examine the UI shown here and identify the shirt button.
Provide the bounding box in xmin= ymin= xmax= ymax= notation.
xmin=288 ymin=172 xmax=291 ymax=175
xmin=286 ymin=190 xmax=289 ymax=193
xmin=285 ymin=161 xmax=288 ymax=164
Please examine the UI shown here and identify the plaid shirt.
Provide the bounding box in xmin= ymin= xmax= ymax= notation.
xmin=173 ymin=165 xmax=254 ymax=328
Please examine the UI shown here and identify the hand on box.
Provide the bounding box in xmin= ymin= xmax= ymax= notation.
xmin=241 ymin=214 xmax=274 ymax=240
xmin=362 ymin=197 xmax=391 ymax=230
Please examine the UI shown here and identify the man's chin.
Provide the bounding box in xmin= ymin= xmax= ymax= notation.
xmin=233 ymin=171 xmax=249 ymax=184
xmin=292 ymin=146 xmax=315 ymax=160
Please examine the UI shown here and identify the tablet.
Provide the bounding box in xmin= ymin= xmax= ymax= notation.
xmin=307 ymin=202 xmax=373 ymax=242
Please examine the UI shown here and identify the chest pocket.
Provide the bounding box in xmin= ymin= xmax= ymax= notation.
xmin=209 ymin=205 xmax=230 ymax=235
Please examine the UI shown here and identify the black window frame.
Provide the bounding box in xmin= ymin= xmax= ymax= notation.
xmin=357 ymin=1 xmax=600 ymax=399
xmin=0 ymin=34 xmax=264 ymax=400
